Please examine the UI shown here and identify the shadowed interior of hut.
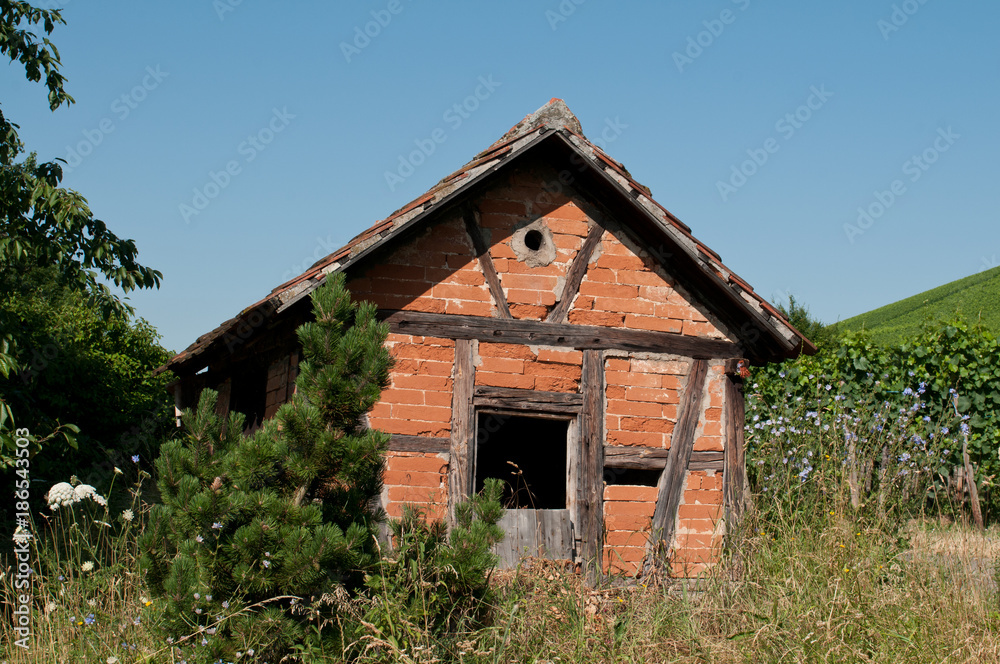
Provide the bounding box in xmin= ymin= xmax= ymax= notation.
xmin=473 ymin=413 xmax=569 ymax=509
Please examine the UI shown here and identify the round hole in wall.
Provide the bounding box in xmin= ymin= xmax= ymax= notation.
xmin=524 ymin=229 xmax=543 ymax=251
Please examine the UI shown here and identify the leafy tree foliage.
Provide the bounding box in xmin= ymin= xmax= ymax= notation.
xmin=1 ymin=0 xmax=162 ymax=463
xmin=0 ymin=266 xmax=172 ymax=478
xmin=1 ymin=1 xmax=161 ymax=306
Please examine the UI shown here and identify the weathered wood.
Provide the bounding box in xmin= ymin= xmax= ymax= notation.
xmin=389 ymin=434 xmax=451 ymax=454
xmin=474 ymin=408 xmax=575 ymax=421
xmin=463 ymin=208 xmax=511 ymax=319
xmin=954 ymin=395 xmax=984 ymax=529
xmin=494 ymin=509 xmax=574 ymax=568
xmin=605 ymin=446 xmax=670 ymax=461
xmin=381 ymin=310 xmax=742 ymax=358
xmin=214 ymin=377 xmax=232 ymax=419
xmin=580 ymin=349 xmax=605 ymax=584
xmin=604 ymin=447 xmax=722 ymax=471
xmin=473 ymin=387 xmax=583 ymax=414
xmin=474 ymin=386 xmax=583 ymax=405
xmin=547 ymin=223 xmax=605 ymax=324
xmin=723 ymin=375 xmax=746 ymax=540
xmin=565 ymin=418 xmax=580 ymax=554
xmin=646 ymin=359 xmax=709 ymax=575
xmin=448 ymin=339 xmax=476 ymax=528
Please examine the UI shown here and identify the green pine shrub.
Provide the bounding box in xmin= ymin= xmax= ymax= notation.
xmin=140 ymin=273 xmax=393 ymax=662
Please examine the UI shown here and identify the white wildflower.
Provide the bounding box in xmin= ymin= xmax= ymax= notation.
xmin=44 ymin=602 xmax=57 ymax=614
xmin=122 ymin=509 xmax=134 ymax=522
xmin=46 ymin=482 xmax=76 ymax=510
xmin=74 ymin=484 xmax=107 ymax=507
xmin=81 ymin=561 xmax=94 ymax=573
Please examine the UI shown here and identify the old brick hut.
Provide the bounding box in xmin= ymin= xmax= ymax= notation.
xmin=162 ymin=99 xmax=814 ymax=578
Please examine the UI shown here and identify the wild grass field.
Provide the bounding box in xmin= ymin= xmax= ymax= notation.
xmin=3 ymin=482 xmax=998 ymax=663
xmin=4 ymin=372 xmax=999 ymax=664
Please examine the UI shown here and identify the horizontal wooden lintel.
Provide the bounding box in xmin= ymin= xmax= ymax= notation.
xmin=388 ymin=434 xmax=450 ymax=454
xmin=604 ymin=446 xmax=723 ymax=471
xmin=473 ymin=386 xmax=583 ymax=413
xmin=380 ymin=310 xmax=742 ymax=359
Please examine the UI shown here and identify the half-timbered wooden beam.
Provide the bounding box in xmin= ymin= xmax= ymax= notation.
xmin=448 ymin=338 xmax=476 ymax=528
xmin=389 ymin=434 xmax=451 ymax=454
xmin=645 ymin=358 xmax=709 ymax=575
xmin=462 ymin=208 xmax=511 ymax=319
xmin=580 ymin=349 xmax=605 ymax=584
xmin=723 ymin=374 xmax=747 ymax=537
xmin=546 ymin=223 xmax=605 ymax=324
xmin=380 ymin=310 xmax=741 ymax=359
xmin=603 ymin=447 xmax=722 ymax=471
xmin=473 ymin=386 xmax=583 ymax=413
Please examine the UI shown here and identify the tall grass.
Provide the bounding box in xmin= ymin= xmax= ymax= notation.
xmin=1 ymin=469 xmax=165 ymax=663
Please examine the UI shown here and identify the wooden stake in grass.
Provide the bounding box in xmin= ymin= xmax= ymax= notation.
xmin=953 ymin=393 xmax=983 ymax=530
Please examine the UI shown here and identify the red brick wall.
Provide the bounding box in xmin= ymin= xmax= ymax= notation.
xmin=475 ymin=342 xmax=582 ymax=393
xmin=367 ymin=333 xmax=455 ymax=438
xmin=693 ymin=366 xmax=726 ymax=452
xmin=476 ymin=173 xmax=591 ymax=320
xmin=671 ymin=470 xmax=725 ymax=577
xmin=382 ymin=451 xmax=448 ymax=521
xmin=247 ymin=166 xmax=741 ymax=573
xmin=347 ymin=215 xmax=494 ymax=317
xmin=603 ymin=484 xmax=657 ymax=575
xmin=601 ymin=358 xmax=730 ymax=576
xmin=604 ymin=354 xmax=689 ymax=449
xmin=569 ymin=229 xmax=730 ymax=339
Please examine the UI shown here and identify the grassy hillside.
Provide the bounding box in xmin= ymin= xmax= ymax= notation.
xmin=836 ymin=265 xmax=1000 ymax=344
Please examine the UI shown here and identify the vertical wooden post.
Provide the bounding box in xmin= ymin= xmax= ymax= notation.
xmin=580 ymin=349 xmax=605 ymax=584
xmin=646 ymin=358 xmax=708 ymax=577
xmin=723 ymin=374 xmax=746 ymax=531
xmin=723 ymin=372 xmax=746 ymax=578
xmin=215 ymin=377 xmax=233 ymax=418
xmin=449 ymin=338 xmax=476 ymax=528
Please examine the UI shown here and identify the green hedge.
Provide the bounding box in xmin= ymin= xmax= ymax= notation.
xmin=746 ymin=318 xmax=1000 ymax=522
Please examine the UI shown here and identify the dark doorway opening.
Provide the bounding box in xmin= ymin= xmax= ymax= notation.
xmin=604 ymin=467 xmax=661 ymax=487
xmin=474 ymin=413 xmax=569 ymax=509
xmin=229 ymin=365 xmax=268 ymax=431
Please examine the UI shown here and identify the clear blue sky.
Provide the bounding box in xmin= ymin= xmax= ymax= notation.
xmin=5 ymin=0 xmax=999 ymax=354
